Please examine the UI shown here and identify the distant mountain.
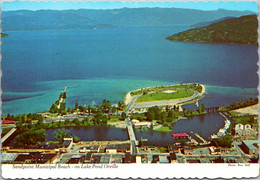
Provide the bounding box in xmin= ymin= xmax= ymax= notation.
xmin=191 ymin=16 xmax=236 ymax=28
xmin=166 ymin=15 xmax=258 ymax=45
xmin=1 ymin=8 xmax=256 ymax=31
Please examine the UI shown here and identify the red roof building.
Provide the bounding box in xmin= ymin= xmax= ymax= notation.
xmin=172 ymin=133 xmax=189 ymax=139
xmin=2 ymin=120 xmax=16 ymax=124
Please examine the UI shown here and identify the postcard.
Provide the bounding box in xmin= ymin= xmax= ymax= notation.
xmin=1 ymin=0 xmax=259 ymax=179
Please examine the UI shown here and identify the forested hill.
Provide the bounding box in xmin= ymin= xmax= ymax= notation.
xmin=166 ymin=15 xmax=258 ymax=45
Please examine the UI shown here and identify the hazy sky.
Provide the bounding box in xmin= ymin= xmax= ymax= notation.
xmin=1 ymin=0 xmax=258 ymax=12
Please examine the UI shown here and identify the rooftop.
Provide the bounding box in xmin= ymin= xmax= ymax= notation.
xmin=106 ymin=143 xmax=130 ymax=150
xmin=243 ymin=140 xmax=259 ymax=150
xmin=2 ymin=153 xmax=18 ymax=162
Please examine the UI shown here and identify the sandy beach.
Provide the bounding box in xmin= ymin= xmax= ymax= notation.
xmin=232 ymin=104 xmax=259 ymax=115
xmin=124 ymin=92 xmax=132 ymax=105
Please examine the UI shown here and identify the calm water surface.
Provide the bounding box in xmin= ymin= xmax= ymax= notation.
xmin=1 ymin=26 xmax=258 ymax=115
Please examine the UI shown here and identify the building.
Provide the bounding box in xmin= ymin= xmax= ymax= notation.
xmin=2 ymin=153 xmax=18 ymax=164
xmin=105 ymin=143 xmax=131 ymax=154
xmin=11 ymin=152 xmax=58 ymax=164
xmin=172 ymin=133 xmax=189 ymax=139
xmin=84 ymin=152 xmax=93 ymax=163
xmin=183 ymin=147 xmax=194 ymax=155
xmin=167 ymin=145 xmax=179 ymax=153
xmin=240 ymin=140 xmax=259 ymax=155
xmin=60 ymin=137 xmax=73 ymax=153
xmin=67 ymin=155 xmax=84 ymax=164
xmin=169 ymin=153 xmax=177 ymax=163
xmin=159 ymin=156 xmax=169 ymax=163
xmin=234 ymin=123 xmax=257 ymax=137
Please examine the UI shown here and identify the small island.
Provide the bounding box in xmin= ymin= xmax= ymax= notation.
xmin=166 ymin=15 xmax=258 ymax=45
xmin=1 ymin=33 xmax=8 ymax=38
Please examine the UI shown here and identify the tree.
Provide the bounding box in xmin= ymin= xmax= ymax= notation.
xmin=54 ymin=129 xmax=69 ymax=144
xmin=102 ymin=99 xmax=111 ymax=113
xmin=50 ymin=104 xmax=58 ymax=113
xmin=150 ymin=122 xmax=154 ymax=130
xmin=75 ymin=102 xmax=78 ymax=110
xmin=168 ymin=110 xmax=174 ymax=118
xmin=118 ymin=101 xmax=125 ymax=109
xmin=71 ymin=134 xmax=80 ymax=143
xmin=73 ymin=118 xmax=80 ymax=126
xmin=180 ymin=139 xmax=187 ymax=147
xmin=199 ymin=103 xmax=205 ymax=113
xmin=88 ymin=105 xmax=91 ymax=115
xmin=121 ymin=112 xmax=127 ymax=120
xmin=165 ymin=105 xmax=169 ymax=112
xmin=112 ymin=106 xmax=117 ymax=114
xmin=15 ymin=118 xmax=23 ymax=130
xmin=211 ymin=135 xmax=233 ymax=148
xmin=16 ymin=129 xmax=46 ymax=146
xmin=65 ymin=119 xmax=70 ymax=125
xmin=79 ymin=106 xmax=86 ymax=112
xmin=82 ymin=117 xmax=89 ymax=125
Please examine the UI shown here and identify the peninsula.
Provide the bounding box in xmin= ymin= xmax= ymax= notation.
xmin=166 ymin=15 xmax=258 ymax=45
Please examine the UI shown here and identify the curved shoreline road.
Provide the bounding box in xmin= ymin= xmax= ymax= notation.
xmin=128 ymin=88 xmax=203 ymax=111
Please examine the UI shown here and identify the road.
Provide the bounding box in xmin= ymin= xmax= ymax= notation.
xmin=131 ymin=88 xmax=201 ymax=109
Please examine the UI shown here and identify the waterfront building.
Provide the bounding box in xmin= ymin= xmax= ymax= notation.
xmin=234 ymin=123 xmax=257 ymax=137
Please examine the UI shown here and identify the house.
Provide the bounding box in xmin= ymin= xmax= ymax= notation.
xmin=235 ymin=123 xmax=257 ymax=137
xmin=235 ymin=123 xmax=244 ymax=136
xmin=240 ymin=140 xmax=259 ymax=155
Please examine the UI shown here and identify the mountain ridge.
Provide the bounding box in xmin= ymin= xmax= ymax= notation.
xmin=1 ymin=8 xmax=256 ymax=31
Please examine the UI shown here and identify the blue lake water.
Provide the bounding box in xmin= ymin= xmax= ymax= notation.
xmin=1 ymin=26 xmax=258 ymax=115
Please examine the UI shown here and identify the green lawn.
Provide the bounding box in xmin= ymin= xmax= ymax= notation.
xmin=108 ymin=115 xmax=122 ymax=123
xmin=130 ymin=84 xmax=202 ymax=96
xmin=154 ymin=126 xmax=172 ymax=132
xmin=136 ymin=89 xmax=194 ymax=103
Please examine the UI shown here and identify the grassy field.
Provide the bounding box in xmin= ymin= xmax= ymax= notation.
xmin=154 ymin=126 xmax=172 ymax=132
xmin=108 ymin=115 xmax=122 ymax=123
xmin=136 ymin=89 xmax=194 ymax=103
xmin=130 ymin=84 xmax=202 ymax=96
